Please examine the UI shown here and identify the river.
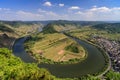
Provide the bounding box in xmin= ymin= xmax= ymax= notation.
xmin=13 ymin=36 xmax=106 ymax=78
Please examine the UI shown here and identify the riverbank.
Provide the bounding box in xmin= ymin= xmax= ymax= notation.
xmin=24 ymin=33 xmax=87 ymax=64
xmin=63 ymin=32 xmax=111 ymax=78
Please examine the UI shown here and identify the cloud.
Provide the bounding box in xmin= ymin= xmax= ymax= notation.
xmin=75 ymin=6 xmax=120 ymax=21
xmin=46 ymin=11 xmax=58 ymax=16
xmin=16 ymin=11 xmax=43 ymax=17
xmin=92 ymin=5 xmax=97 ymax=8
xmin=43 ymin=1 xmax=52 ymax=7
xmin=0 ymin=8 xmax=2 ymax=11
xmin=69 ymin=6 xmax=80 ymax=10
xmin=0 ymin=8 xmax=10 ymax=11
xmin=38 ymin=8 xmax=57 ymax=16
xmin=38 ymin=9 xmax=47 ymax=13
xmin=59 ymin=4 xmax=64 ymax=7
xmin=75 ymin=11 xmax=83 ymax=14
xmin=89 ymin=6 xmax=111 ymax=12
xmin=16 ymin=11 xmax=44 ymax=20
xmin=1 ymin=6 xmax=120 ymax=21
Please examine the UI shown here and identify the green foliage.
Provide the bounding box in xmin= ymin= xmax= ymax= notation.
xmin=92 ymin=23 xmax=120 ymax=33
xmin=79 ymin=75 xmax=100 ymax=80
xmin=42 ymin=23 xmax=58 ymax=34
xmin=65 ymin=43 xmax=79 ymax=53
xmin=105 ymin=70 xmax=120 ymax=80
xmin=0 ymin=48 xmax=56 ymax=80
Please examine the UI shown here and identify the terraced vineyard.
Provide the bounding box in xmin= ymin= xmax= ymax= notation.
xmin=25 ymin=33 xmax=86 ymax=63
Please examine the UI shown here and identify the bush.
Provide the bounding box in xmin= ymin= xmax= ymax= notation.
xmin=65 ymin=43 xmax=79 ymax=53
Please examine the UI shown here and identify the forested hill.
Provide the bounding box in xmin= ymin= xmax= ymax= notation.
xmin=92 ymin=23 xmax=120 ymax=33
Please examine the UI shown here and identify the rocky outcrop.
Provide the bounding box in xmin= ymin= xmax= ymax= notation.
xmin=0 ymin=33 xmax=15 ymax=49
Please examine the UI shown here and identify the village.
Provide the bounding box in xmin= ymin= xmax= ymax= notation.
xmin=94 ymin=37 xmax=120 ymax=72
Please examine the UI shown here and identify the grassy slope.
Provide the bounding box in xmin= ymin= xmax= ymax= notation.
xmin=0 ymin=21 xmax=43 ymax=36
xmin=14 ymin=24 xmax=41 ymax=36
xmin=26 ymin=33 xmax=85 ymax=62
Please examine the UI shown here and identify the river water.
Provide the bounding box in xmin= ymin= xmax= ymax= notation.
xmin=13 ymin=37 xmax=106 ymax=78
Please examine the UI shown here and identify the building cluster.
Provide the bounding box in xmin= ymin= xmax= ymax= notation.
xmin=94 ymin=37 xmax=120 ymax=72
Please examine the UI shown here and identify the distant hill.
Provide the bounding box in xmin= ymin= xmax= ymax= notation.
xmin=0 ymin=21 xmax=45 ymax=36
xmin=0 ymin=21 xmax=44 ymax=48
xmin=42 ymin=20 xmax=106 ymax=33
xmin=52 ymin=20 xmax=105 ymax=26
xmin=0 ymin=24 xmax=14 ymax=33
xmin=0 ymin=20 xmax=52 ymax=27
xmin=92 ymin=23 xmax=120 ymax=33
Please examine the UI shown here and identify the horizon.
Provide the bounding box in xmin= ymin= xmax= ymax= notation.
xmin=0 ymin=0 xmax=120 ymax=21
xmin=0 ymin=20 xmax=120 ymax=22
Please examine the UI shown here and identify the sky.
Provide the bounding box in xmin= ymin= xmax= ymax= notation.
xmin=0 ymin=0 xmax=120 ymax=21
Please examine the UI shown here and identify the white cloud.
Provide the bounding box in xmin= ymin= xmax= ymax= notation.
xmin=93 ymin=5 xmax=97 ymax=8
xmin=75 ymin=6 xmax=120 ymax=21
xmin=69 ymin=6 xmax=80 ymax=10
xmin=0 ymin=6 xmax=120 ymax=21
xmin=44 ymin=1 xmax=52 ymax=7
xmin=0 ymin=8 xmax=2 ymax=11
xmin=38 ymin=8 xmax=47 ymax=13
xmin=38 ymin=8 xmax=57 ymax=16
xmin=75 ymin=11 xmax=83 ymax=14
xmin=112 ymin=7 xmax=120 ymax=10
xmin=46 ymin=11 xmax=58 ymax=16
xmin=16 ymin=11 xmax=44 ymax=20
xmin=89 ymin=6 xmax=111 ymax=12
xmin=0 ymin=8 xmax=10 ymax=11
xmin=59 ymin=4 xmax=64 ymax=7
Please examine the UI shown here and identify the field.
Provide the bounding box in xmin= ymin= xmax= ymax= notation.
xmin=25 ymin=33 xmax=86 ymax=62
xmin=68 ymin=26 xmax=120 ymax=41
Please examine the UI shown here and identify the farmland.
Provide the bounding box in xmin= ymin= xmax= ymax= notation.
xmin=25 ymin=33 xmax=86 ymax=63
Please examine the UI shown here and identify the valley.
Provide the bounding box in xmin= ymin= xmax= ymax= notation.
xmin=0 ymin=20 xmax=120 ymax=80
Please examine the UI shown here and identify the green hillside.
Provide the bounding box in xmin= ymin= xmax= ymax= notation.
xmin=42 ymin=23 xmax=58 ymax=34
xmin=0 ymin=24 xmax=14 ymax=33
xmin=92 ymin=23 xmax=120 ymax=33
xmin=0 ymin=48 xmax=56 ymax=80
xmin=0 ymin=21 xmax=43 ymax=48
